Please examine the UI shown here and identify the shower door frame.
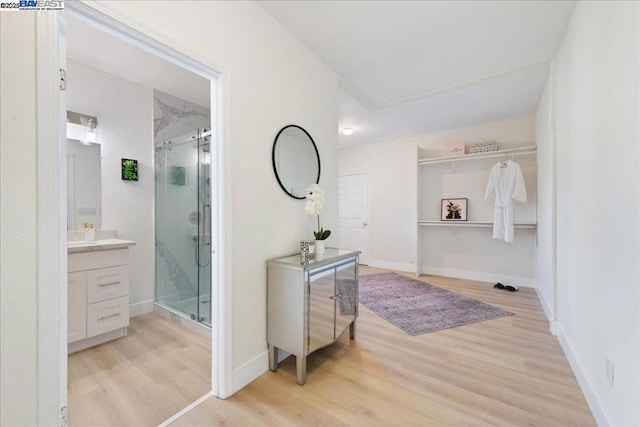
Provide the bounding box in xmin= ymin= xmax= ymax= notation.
xmin=35 ymin=4 xmax=233 ymax=423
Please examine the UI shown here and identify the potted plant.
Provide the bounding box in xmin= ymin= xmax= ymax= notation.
xmin=305 ymin=184 xmax=331 ymax=254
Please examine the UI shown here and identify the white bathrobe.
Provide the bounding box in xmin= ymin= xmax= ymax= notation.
xmin=485 ymin=160 xmax=527 ymax=243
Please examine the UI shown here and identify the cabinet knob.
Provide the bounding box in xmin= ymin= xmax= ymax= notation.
xmin=363 ymin=221 xmax=368 ymax=227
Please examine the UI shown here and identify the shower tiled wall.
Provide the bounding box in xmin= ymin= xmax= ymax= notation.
xmin=153 ymin=89 xmax=210 ymax=141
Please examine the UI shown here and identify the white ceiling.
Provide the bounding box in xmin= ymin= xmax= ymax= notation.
xmin=65 ymin=14 xmax=210 ymax=108
xmin=259 ymin=1 xmax=576 ymax=147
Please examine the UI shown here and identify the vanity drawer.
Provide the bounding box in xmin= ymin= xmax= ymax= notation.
xmin=86 ymin=266 xmax=129 ymax=304
xmin=68 ymin=249 xmax=129 ymax=273
xmin=87 ymin=296 xmax=129 ymax=338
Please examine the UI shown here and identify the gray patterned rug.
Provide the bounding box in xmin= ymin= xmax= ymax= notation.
xmin=359 ymin=272 xmax=513 ymax=336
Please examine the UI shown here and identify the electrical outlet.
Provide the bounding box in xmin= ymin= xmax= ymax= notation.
xmin=605 ymin=357 xmax=615 ymax=386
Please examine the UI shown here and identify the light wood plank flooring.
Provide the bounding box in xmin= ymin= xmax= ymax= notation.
xmin=68 ymin=312 xmax=211 ymax=426
xmin=173 ymin=267 xmax=595 ymax=426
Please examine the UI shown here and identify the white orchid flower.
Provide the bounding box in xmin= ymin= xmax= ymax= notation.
xmin=304 ymin=184 xmax=331 ymax=241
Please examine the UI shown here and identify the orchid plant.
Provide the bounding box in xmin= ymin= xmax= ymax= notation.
xmin=305 ymin=184 xmax=331 ymax=241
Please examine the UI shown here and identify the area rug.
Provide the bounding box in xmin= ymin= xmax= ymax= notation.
xmin=358 ymin=272 xmax=513 ymax=336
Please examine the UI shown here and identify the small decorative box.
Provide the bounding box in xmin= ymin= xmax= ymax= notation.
xmin=300 ymin=240 xmax=315 ymax=264
xmin=445 ymin=141 xmax=465 ymax=157
xmin=468 ymin=140 xmax=498 ymax=154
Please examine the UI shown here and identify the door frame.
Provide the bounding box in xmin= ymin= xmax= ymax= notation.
xmin=35 ymin=3 xmax=233 ymax=422
xmin=35 ymin=12 xmax=68 ymax=424
xmin=338 ymin=172 xmax=370 ymax=265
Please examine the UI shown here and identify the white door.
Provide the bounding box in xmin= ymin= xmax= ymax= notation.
xmin=339 ymin=173 xmax=369 ymax=264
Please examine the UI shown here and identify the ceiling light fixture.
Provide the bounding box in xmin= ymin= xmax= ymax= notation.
xmin=342 ymin=127 xmax=354 ymax=136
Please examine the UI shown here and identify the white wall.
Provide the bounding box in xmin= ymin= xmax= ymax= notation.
xmin=66 ymin=59 xmax=156 ymax=314
xmin=340 ymin=115 xmax=536 ymax=286
xmin=0 ymin=12 xmax=39 ymax=427
xmin=552 ymin=2 xmax=639 ymax=425
xmin=534 ymin=76 xmax=555 ymax=325
xmin=85 ymin=1 xmax=340 ymax=385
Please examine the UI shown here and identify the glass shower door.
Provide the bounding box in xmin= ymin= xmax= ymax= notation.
xmin=155 ymin=129 xmax=211 ymax=324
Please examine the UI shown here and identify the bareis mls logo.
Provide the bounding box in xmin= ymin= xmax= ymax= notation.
xmin=0 ymin=0 xmax=64 ymax=10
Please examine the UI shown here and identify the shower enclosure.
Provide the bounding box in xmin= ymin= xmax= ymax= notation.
xmin=155 ymin=128 xmax=211 ymax=326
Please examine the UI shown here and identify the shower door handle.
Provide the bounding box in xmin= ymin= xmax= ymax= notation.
xmin=196 ymin=203 xmax=211 ymax=268
xmin=201 ymin=204 xmax=211 ymax=246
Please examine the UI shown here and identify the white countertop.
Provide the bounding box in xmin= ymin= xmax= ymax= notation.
xmin=67 ymin=238 xmax=136 ymax=254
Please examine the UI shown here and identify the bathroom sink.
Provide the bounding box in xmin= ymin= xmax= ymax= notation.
xmin=67 ymin=239 xmax=136 ymax=253
xmin=68 ymin=241 xmax=98 ymax=247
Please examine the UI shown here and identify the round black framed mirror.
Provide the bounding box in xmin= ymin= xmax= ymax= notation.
xmin=272 ymin=124 xmax=320 ymax=199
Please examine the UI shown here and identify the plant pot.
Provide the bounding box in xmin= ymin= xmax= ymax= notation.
xmin=314 ymin=240 xmax=325 ymax=254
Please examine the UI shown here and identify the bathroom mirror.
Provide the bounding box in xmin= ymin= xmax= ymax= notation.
xmin=272 ymin=124 xmax=320 ymax=199
xmin=67 ymin=139 xmax=102 ymax=230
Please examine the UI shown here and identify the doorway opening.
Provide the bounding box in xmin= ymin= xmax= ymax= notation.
xmin=55 ymin=2 xmax=229 ymax=424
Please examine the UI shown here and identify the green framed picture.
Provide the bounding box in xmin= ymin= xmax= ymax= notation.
xmin=121 ymin=158 xmax=139 ymax=181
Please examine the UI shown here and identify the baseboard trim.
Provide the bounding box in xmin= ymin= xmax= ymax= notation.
xmin=420 ymin=265 xmax=535 ymax=287
xmin=232 ymin=350 xmax=268 ymax=394
xmin=534 ymin=288 xmax=557 ymax=335
xmin=367 ymin=259 xmax=415 ymax=273
xmin=556 ymin=324 xmax=611 ymax=426
xmin=129 ymin=299 xmax=154 ymax=317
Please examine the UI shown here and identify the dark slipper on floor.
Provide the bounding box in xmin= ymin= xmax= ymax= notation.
xmin=505 ymin=285 xmax=519 ymax=292
xmin=493 ymin=282 xmax=505 ymax=289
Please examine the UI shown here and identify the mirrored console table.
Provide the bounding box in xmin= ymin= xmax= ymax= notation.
xmin=267 ymin=248 xmax=360 ymax=385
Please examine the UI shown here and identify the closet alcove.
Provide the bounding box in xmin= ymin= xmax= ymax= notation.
xmin=416 ymin=145 xmax=538 ymax=287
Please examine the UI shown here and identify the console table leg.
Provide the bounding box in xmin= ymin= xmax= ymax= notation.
xmin=350 ymin=321 xmax=356 ymax=339
xmin=296 ymin=356 xmax=307 ymax=385
xmin=268 ymin=344 xmax=278 ymax=372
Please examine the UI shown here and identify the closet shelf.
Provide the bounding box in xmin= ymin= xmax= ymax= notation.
xmin=418 ymin=145 xmax=537 ymax=166
xmin=418 ymin=220 xmax=537 ymax=229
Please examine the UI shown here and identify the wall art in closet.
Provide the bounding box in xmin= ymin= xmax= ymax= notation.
xmin=441 ymin=198 xmax=468 ymax=221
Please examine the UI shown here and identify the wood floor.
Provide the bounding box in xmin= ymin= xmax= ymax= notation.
xmin=67 ymin=313 xmax=211 ymax=426
xmin=174 ymin=267 xmax=595 ymax=426
xmin=69 ymin=268 xmax=595 ymax=426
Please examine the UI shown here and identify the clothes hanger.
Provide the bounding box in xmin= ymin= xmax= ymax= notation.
xmin=500 ymin=151 xmax=511 ymax=167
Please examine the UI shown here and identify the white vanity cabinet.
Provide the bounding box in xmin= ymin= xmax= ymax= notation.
xmin=267 ymin=248 xmax=360 ymax=385
xmin=68 ymin=244 xmax=133 ymax=353
xmin=67 ymin=272 xmax=87 ymax=344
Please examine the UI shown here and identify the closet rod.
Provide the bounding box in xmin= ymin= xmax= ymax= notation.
xmin=418 ymin=145 xmax=537 ymax=166
xmin=418 ymin=220 xmax=537 ymax=229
